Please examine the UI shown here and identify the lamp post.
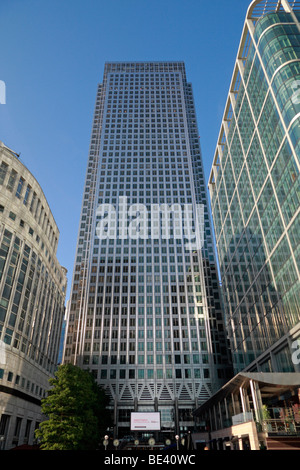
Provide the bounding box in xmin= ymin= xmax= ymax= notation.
xmin=148 ymin=438 xmax=155 ymax=450
xmin=113 ymin=439 xmax=119 ymax=450
xmin=103 ymin=435 xmax=109 ymax=450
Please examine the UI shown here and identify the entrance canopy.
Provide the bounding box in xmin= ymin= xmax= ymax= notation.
xmin=194 ymin=373 xmax=300 ymax=417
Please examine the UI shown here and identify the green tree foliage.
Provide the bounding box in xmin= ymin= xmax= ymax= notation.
xmin=35 ymin=364 xmax=111 ymax=450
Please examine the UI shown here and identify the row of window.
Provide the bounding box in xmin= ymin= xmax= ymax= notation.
xmin=102 ymin=145 xmax=186 ymax=152
xmin=107 ymin=92 xmax=183 ymax=99
xmin=89 ymin=159 xmax=190 ymax=169
xmin=0 ymin=413 xmax=40 ymax=448
xmin=94 ymin=367 xmax=210 ymax=380
xmin=0 ymin=228 xmax=65 ymax=374
xmin=0 ymin=160 xmax=58 ymax=252
xmin=99 ymin=146 xmax=188 ymax=151
xmin=0 ymin=204 xmax=55 ymax=267
xmin=108 ymin=76 xmax=181 ymax=83
xmin=0 ymin=368 xmax=46 ymax=398
xmin=83 ymin=340 xmax=204 ymax=352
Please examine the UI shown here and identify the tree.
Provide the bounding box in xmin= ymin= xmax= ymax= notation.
xmin=35 ymin=364 xmax=111 ymax=450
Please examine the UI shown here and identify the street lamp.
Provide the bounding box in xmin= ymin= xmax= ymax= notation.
xmin=113 ymin=439 xmax=119 ymax=450
xmin=103 ymin=435 xmax=109 ymax=450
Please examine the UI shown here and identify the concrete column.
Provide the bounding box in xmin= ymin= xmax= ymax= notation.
xmin=240 ymin=386 xmax=246 ymax=414
xmin=174 ymin=398 xmax=179 ymax=434
xmin=240 ymin=386 xmax=251 ymax=414
xmin=224 ymin=397 xmax=229 ymax=422
xmin=250 ymin=380 xmax=262 ymax=422
xmin=213 ymin=405 xmax=218 ymax=430
xmin=231 ymin=393 xmax=235 ymax=416
xmin=232 ymin=392 xmax=240 ymax=415
xmin=255 ymin=382 xmax=263 ymax=413
xmin=245 ymin=387 xmax=251 ymax=413
xmin=218 ymin=402 xmax=223 ymax=429
xmin=114 ymin=397 xmax=118 ymax=438
xmin=248 ymin=422 xmax=260 ymax=450
xmin=154 ymin=398 xmax=159 ymax=442
xmin=209 ymin=408 xmax=213 ymax=432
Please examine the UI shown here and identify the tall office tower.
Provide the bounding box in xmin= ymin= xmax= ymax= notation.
xmin=208 ymin=0 xmax=300 ymax=375
xmin=63 ymin=62 xmax=231 ymax=437
xmin=0 ymin=141 xmax=67 ymax=449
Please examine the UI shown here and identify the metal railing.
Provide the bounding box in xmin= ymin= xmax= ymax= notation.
xmin=262 ymin=419 xmax=300 ymax=435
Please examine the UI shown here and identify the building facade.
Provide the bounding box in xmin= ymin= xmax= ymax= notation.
xmin=63 ymin=61 xmax=232 ymax=437
xmin=0 ymin=141 xmax=67 ymax=449
xmin=208 ymin=0 xmax=300 ymax=375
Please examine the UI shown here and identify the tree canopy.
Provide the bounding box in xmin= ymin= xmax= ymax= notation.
xmin=35 ymin=364 xmax=111 ymax=450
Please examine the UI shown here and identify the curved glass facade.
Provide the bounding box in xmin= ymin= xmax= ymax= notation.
xmin=209 ymin=5 xmax=300 ymax=374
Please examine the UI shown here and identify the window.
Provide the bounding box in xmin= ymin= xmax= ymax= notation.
xmin=13 ymin=417 xmax=22 ymax=441
xmin=23 ymin=185 xmax=31 ymax=205
xmin=0 ymin=414 xmax=10 ymax=436
xmin=16 ymin=177 xmax=24 ymax=198
xmin=24 ymin=420 xmax=32 ymax=442
xmin=0 ymin=162 xmax=8 ymax=185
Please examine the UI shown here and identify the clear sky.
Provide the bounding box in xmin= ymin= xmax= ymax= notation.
xmin=0 ymin=0 xmax=252 ymax=298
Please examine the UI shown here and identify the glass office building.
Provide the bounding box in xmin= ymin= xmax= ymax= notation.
xmin=63 ymin=62 xmax=231 ymax=436
xmin=209 ymin=0 xmax=300 ymax=375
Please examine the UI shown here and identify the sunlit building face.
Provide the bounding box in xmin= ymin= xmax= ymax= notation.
xmin=209 ymin=1 xmax=300 ymax=375
xmin=63 ymin=62 xmax=231 ymax=435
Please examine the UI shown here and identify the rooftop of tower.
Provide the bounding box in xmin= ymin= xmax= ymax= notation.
xmin=104 ymin=61 xmax=187 ymax=78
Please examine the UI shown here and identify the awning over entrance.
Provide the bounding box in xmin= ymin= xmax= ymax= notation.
xmin=194 ymin=372 xmax=300 ymax=416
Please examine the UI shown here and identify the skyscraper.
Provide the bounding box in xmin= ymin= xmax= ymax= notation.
xmin=208 ymin=0 xmax=300 ymax=375
xmin=0 ymin=141 xmax=67 ymax=449
xmin=63 ymin=62 xmax=231 ymax=437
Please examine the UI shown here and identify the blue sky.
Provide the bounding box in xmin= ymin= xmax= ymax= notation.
xmin=0 ymin=0 xmax=251 ymax=297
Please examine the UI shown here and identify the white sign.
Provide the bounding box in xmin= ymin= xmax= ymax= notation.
xmin=130 ymin=412 xmax=161 ymax=431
